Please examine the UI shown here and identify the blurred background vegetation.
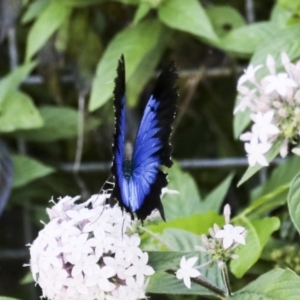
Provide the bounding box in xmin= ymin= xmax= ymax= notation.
xmin=0 ymin=0 xmax=300 ymax=299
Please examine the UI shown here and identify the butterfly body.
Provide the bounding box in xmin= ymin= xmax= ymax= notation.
xmin=111 ymin=55 xmax=178 ymax=221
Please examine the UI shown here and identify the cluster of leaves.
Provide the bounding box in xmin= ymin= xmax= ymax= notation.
xmin=1 ymin=0 xmax=300 ymax=299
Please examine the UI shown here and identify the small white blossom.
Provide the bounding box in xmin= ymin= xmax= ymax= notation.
xmin=96 ymin=266 xmax=116 ymax=292
xmin=264 ymin=73 xmax=297 ymax=96
xmin=251 ymin=111 xmax=280 ymax=142
xmin=125 ymin=252 xmax=155 ymax=286
xmin=195 ymin=204 xmax=247 ymax=264
xmin=238 ymin=65 xmax=262 ymax=86
xmin=176 ymin=256 xmax=201 ymax=289
xmin=234 ymin=89 xmax=257 ymax=114
xmin=245 ymin=137 xmax=271 ymax=166
xmin=215 ymin=224 xmax=246 ymax=249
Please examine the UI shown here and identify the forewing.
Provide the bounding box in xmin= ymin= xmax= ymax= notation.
xmin=111 ymin=56 xmax=130 ymax=214
xmin=132 ymin=61 xmax=178 ymax=220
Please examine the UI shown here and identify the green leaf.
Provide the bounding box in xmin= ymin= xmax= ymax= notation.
xmin=0 ymin=62 xmax=36 ymax=108
xmin=162 ymin=162 xmax=202 ymax=220
xmin=115 ymin=0 xmax=139 ymax=4
xmin=245 ymin=185 xmax=289 ymax=218
xmin=251 ymin=24 xmax=300 ymax=67
xmin=270 ymin=4 xmax=294 ymax=28
xmin=287 ymin=171 xmax=300 ymax=234
xmin=147 ymin=251 xmax=225 ymax=296
xmin=148 ymin=271 xmax=217 ymax=296
xmin=133 ymin=2 xmax=151 ymax=25
xmin=202 ymin=173 xmax=234 ymax=213
xmin=148 ymin=212 xmax=224 ymax=236
xmin=228 ymin=268 xmax=300 ymax=299
xmin=161 ymin=228 xmax=206 ymax=251
xmin=20 ymin=271 xmax=33 ymax=284
xmin=220 ymin=22 xmax=275 ymax=57
xmin=21 ymin=0 xmax=50 ymax=24
xmin=148 ymin=250 xmax=200 ymax=271
xmin=230 ymin=216 xmax=280 ymax=278
xmin=0 ymin=91 xmax=44 ymax=132
xmin=246 ymin=156 xmax=300 ymax=217
xmin=252 ymin=156 xmax=300 ymax=198
xmin=25 ymin=1 xmax=71 ymax=61
xmin=61 ymin=0 xmax=104 ymax=6
xmin=12 ymin=155 xmax=55 ymax=188
xmin=0 ymin=297 xmax=21 ymax=300
xmin=89 ymin=19 xmax=164 ymax=111
xmin=279 ymin=0 xmax=300 ymax=11
xmin=14 ymin=106 xmax=100 ymax=142
xmin=206 ymin=5 xmax=245 ymax=38
xmin=238 ymin=138 xmax=284 ymax=186
xmin=233 ymin=107 xmax=251 ymax=139
xmin=126 ymin=27 xmax=171 ymax=106
xmin=158 ymin=0 xmax=218 ymax=44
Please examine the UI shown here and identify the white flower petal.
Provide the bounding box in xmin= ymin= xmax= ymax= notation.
xmin=176 ymin=269 xmax=184 ymax=280
xmin=234 ymin=226 xmax=246 ymax=234
xmin=292 ymin=147 xmax=300 ymax=155
xmin=223 ymin=236 xmax=234 ymax=249
xmin=189 ymin=269 xmax=201 ymax=278
xmin=143 ymin=265 xmax=155 ymax=276
xmin=183 ymin=276 xmax=191 ymax=289
xmin=233 ymin=234 xmax=246 ymax=245
xmin=186 ymin=257 xmax=198 ymax=268
xmin=215 ymin=229 xmax=226 ymax=239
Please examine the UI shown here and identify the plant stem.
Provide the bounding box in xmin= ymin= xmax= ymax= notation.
xmin=167 ymin=269 xmax=227 ymax=299
xmin=195 ymin=259 xmax=213 ymax=270
xmin=220 ymin=263 xmax=232 ymax=296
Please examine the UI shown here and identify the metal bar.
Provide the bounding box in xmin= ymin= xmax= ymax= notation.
xmin=0 ymin=249 xmax=28 ymax=260
xmin=12 ymin=65 xmax=245 ymax=87
xmin=58 ymin=157 xmax=283 ymax=172
xmin=245 ymin=0 xmax=255 ymax=23
xmin=8 ymin=28 xmax=18 ymax=69
xmin=23 ymin=74 xmax=74 ymax=84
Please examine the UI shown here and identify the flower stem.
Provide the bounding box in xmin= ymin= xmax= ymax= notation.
xmin=220 ymin=263 xmax=232 ymax=296
xmin=195 ymin=260 xmax=213 ymax=270
xmin=167 ymin=269 xmax=227 ymax=299
xmin=138 ymin=226 xmax=175 ymax=250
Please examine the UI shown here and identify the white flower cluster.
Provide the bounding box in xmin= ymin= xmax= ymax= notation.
xmin=176 ymin=205 xmax=246 ymax=289
xmin=235 ymin=53 xmax=300 ymax=166
xmin=197 ymin=204 xmax=246 ymax=261
xmin=28 ymin=195 xmax=154 ymax=300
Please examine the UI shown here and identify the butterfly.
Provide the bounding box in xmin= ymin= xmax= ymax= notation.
xmin=111 ymin=55 xmax=178 ymax=222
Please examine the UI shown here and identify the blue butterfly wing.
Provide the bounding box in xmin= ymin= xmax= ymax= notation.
xmin=131 ymin=64 xmax=178 ymax=221
xmin=111 ymin=56 xmax=178 ymax=221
